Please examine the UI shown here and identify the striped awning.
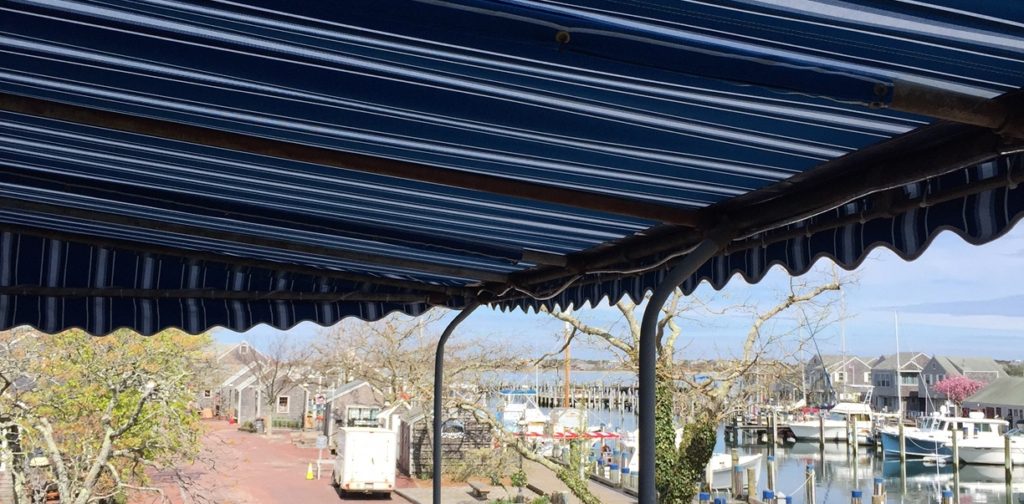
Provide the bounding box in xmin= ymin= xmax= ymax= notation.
xmin=0 ymin=0 xmax=1021 ymax=334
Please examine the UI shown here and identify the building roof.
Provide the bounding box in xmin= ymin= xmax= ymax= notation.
xmin=965 ymin=376 xmax=1024 ymax=408
xmin=812 ymin=355 xmax=874 ymax=370
xmin=931 ymin=356 xmax=1003 ymax=375
xmin=326 ymin=379 xmax=373 ymax=403
xmin=0 ymin=2 xmax=1020 ymax=335
xmin=872 ymin=353 xmax=930 ymax=371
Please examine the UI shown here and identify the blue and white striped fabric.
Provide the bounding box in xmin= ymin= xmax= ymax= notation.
xmin=501 ymin=153 xmax=1024 ymax=312
xmin=0 ymin=0 xmax=1021 ymax=334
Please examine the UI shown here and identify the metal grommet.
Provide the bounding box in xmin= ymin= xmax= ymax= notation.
xmin=555 ymin=31 xmax=571 ymax=44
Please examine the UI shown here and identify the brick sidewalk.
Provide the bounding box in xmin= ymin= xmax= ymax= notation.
xmin=134 ymin=420 xmax=415 ymax=503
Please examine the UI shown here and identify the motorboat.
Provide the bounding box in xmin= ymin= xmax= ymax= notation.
xmin=788 ymin=402 xmax=875 ymax=444
xmin=620 ymin=429 xmax=762 ymax=491
xmin=879 ymin=411 xmax=1008 ymax=459
xmin=548 ymin=407 xmax=586 ymax=434
xmin=703 ymin=452 xmax=764 ymax=490
xmin=958 ymin=428 xmax=1024 ymax=465
xmin=497 ymin=389 xmax=547 ymax=434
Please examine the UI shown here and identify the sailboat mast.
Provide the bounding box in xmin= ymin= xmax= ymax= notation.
xmin=564 ymin=320 xmax=571 ymax=408
xmin=841 ymin=292 xmax=847 ymax=401
xmin=894 ymin=312 xmax=903 ymax=416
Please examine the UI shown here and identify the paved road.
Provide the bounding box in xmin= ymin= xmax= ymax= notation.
xmin=135 ymin=421 xmax=415 ymax=504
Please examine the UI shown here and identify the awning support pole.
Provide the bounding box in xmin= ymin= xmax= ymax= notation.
xmin=638 ymin=236 xmax=726 ymax=503
xmin=433 ymin=303 xmax=480 ymax=504
xmin=889 ymin=82 xmax=1023 ymax=139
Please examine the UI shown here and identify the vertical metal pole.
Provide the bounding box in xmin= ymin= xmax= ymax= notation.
xmin=638 ymin=237 xmax=724 ymax=504
xmin=433 ymin=303 xmax=480 ymax=504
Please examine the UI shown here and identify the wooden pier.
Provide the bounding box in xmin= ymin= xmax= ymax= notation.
xmin=505 ymin=383 xmax=641 ymax=413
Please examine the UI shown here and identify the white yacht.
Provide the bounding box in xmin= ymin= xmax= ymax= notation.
xmin=619 ymin=430 xmax=762 ymax=491
xmin=497 ymin=389 xmax=547 ymax=435
xmin=958 ymin=428 xmax=1024 ymax=465
xmin=879 ymin=411 xmax=1008 ymax=459
xmin=788 ymin=402 xmax=875 ymax=444
xmin=548 ymin=407 xmax=586 ymax=434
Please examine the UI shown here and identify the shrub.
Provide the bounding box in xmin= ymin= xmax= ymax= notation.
xmin=444 ymin=447 xmax=519 ymax=485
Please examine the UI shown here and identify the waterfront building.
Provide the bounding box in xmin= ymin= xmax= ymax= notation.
xmin=962 ymin=376 xmax=1024 ymax=426
xmin=869 ymin=352 xmax=930 ymax=415
xmin=919 ymin=356 xmax=1003 ymax=413
xmin=804 ymin=355 xmax=877 ymax=405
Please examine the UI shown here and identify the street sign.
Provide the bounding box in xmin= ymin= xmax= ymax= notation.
xmin=316 ymin=435 xmax=328 ymax=450
xmin=315 ymin=393 xmax=326 ymax=406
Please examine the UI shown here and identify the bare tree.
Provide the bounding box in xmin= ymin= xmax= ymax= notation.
xmin=316 ymin=311 xmax=527 ymax=410
xmin=240 ymin=334 xmax=312 ymax=435
xmin=540 ymin=268 xmax=848 ymax=503
xmin=543 ymin=270 xmax=847 ymax=421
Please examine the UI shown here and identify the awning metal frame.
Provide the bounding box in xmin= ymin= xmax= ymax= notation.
xmin=4 ymin=90 xmax=1022 ymax=504
xmin=432 ymin=303 xmax=479 ymax=504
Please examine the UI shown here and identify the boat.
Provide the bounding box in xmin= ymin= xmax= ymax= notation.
xmin=788 ymin=402 xmax=875 ymax=444
xmin=703 ymin=452 xmax=764 ymax=490
xmin=497 ymin=389 xmax=547 ymax=434
xmin=548 ymin=407 xmax=586 ymax=434
xmin=878 ymin=411 xmax=1008 ymax=459
xmin=619 ymin=430 xmax=762 ymax=490
xmin=958 ymin=428 xmax=1024 ymax=465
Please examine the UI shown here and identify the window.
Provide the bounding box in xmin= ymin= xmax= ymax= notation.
xmin=203 ymin=389 xmax=212 ymax=398
xmin=277 ymin=396 xmax=290 ymax=414
xmin=346 ymin=406 xmax=380 ymax=427
xmin=864 ymin=372 xmax=871 ymax=383
xmin=239 ymin=343 xmax=249 ymax=355
xmin=874 ymin=374 xmax=891 ymax=388
xmin=900 ymin=373 xmax=918 ymax=386
xmin=835 ymin=371 xmax=847 ymax=383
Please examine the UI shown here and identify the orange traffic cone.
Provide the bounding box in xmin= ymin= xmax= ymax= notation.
xmin=306 ymin=462 xmax=314 ymax=480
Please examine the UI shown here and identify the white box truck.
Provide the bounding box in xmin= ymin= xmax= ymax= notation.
xmin=331 ymin=427 xmax=397 ymax=496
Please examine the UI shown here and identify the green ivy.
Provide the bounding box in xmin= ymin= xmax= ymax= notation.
xmin=654 ymin=381 xmax=715 ymax=504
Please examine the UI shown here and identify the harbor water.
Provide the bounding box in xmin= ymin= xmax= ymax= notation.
xmin=491 ymin=373 xmax=1023 ymax=503
xmin=501 ymin=400 xmax=1024 ymax=503
xmin=739 ymin=440 xmax=1024 ymax=504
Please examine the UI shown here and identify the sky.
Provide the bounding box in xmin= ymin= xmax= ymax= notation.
xmin=215 ymin=225 xmax=1024 ymax=362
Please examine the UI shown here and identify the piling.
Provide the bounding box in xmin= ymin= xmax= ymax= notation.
xmin=771 ymin=409 xmax=778 ymax=451
xmin=1006 ymin=433 xmax=1014 ymax=474
xmin=871 ymin=477 xmax=885 ymax=504
xmin=805 ymin=464 xmax=816 ymax=504
xmin=898 ymin=421 xmax=907 ymax=463
xmin=851 ymin=418 xmax=859 ymax=455
xmin=819 ymin=415 xmax=826 ymax=449
xmin=952 ymin=428 xmax=960 ymax=471
xmin=941 ymin=489 xmax=954 ymax=504
xmin=766 ymin=455 xmax=776 ymax=493
xmin=851 ymin=490 xmax=863 ymax=504
xmin=731 ymin=448 xmax=741 ymax=497
xmin=746 ymin=467 xmax=757 ymax=503
xmin=846 ymin=414 xmax=854 ymax=445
